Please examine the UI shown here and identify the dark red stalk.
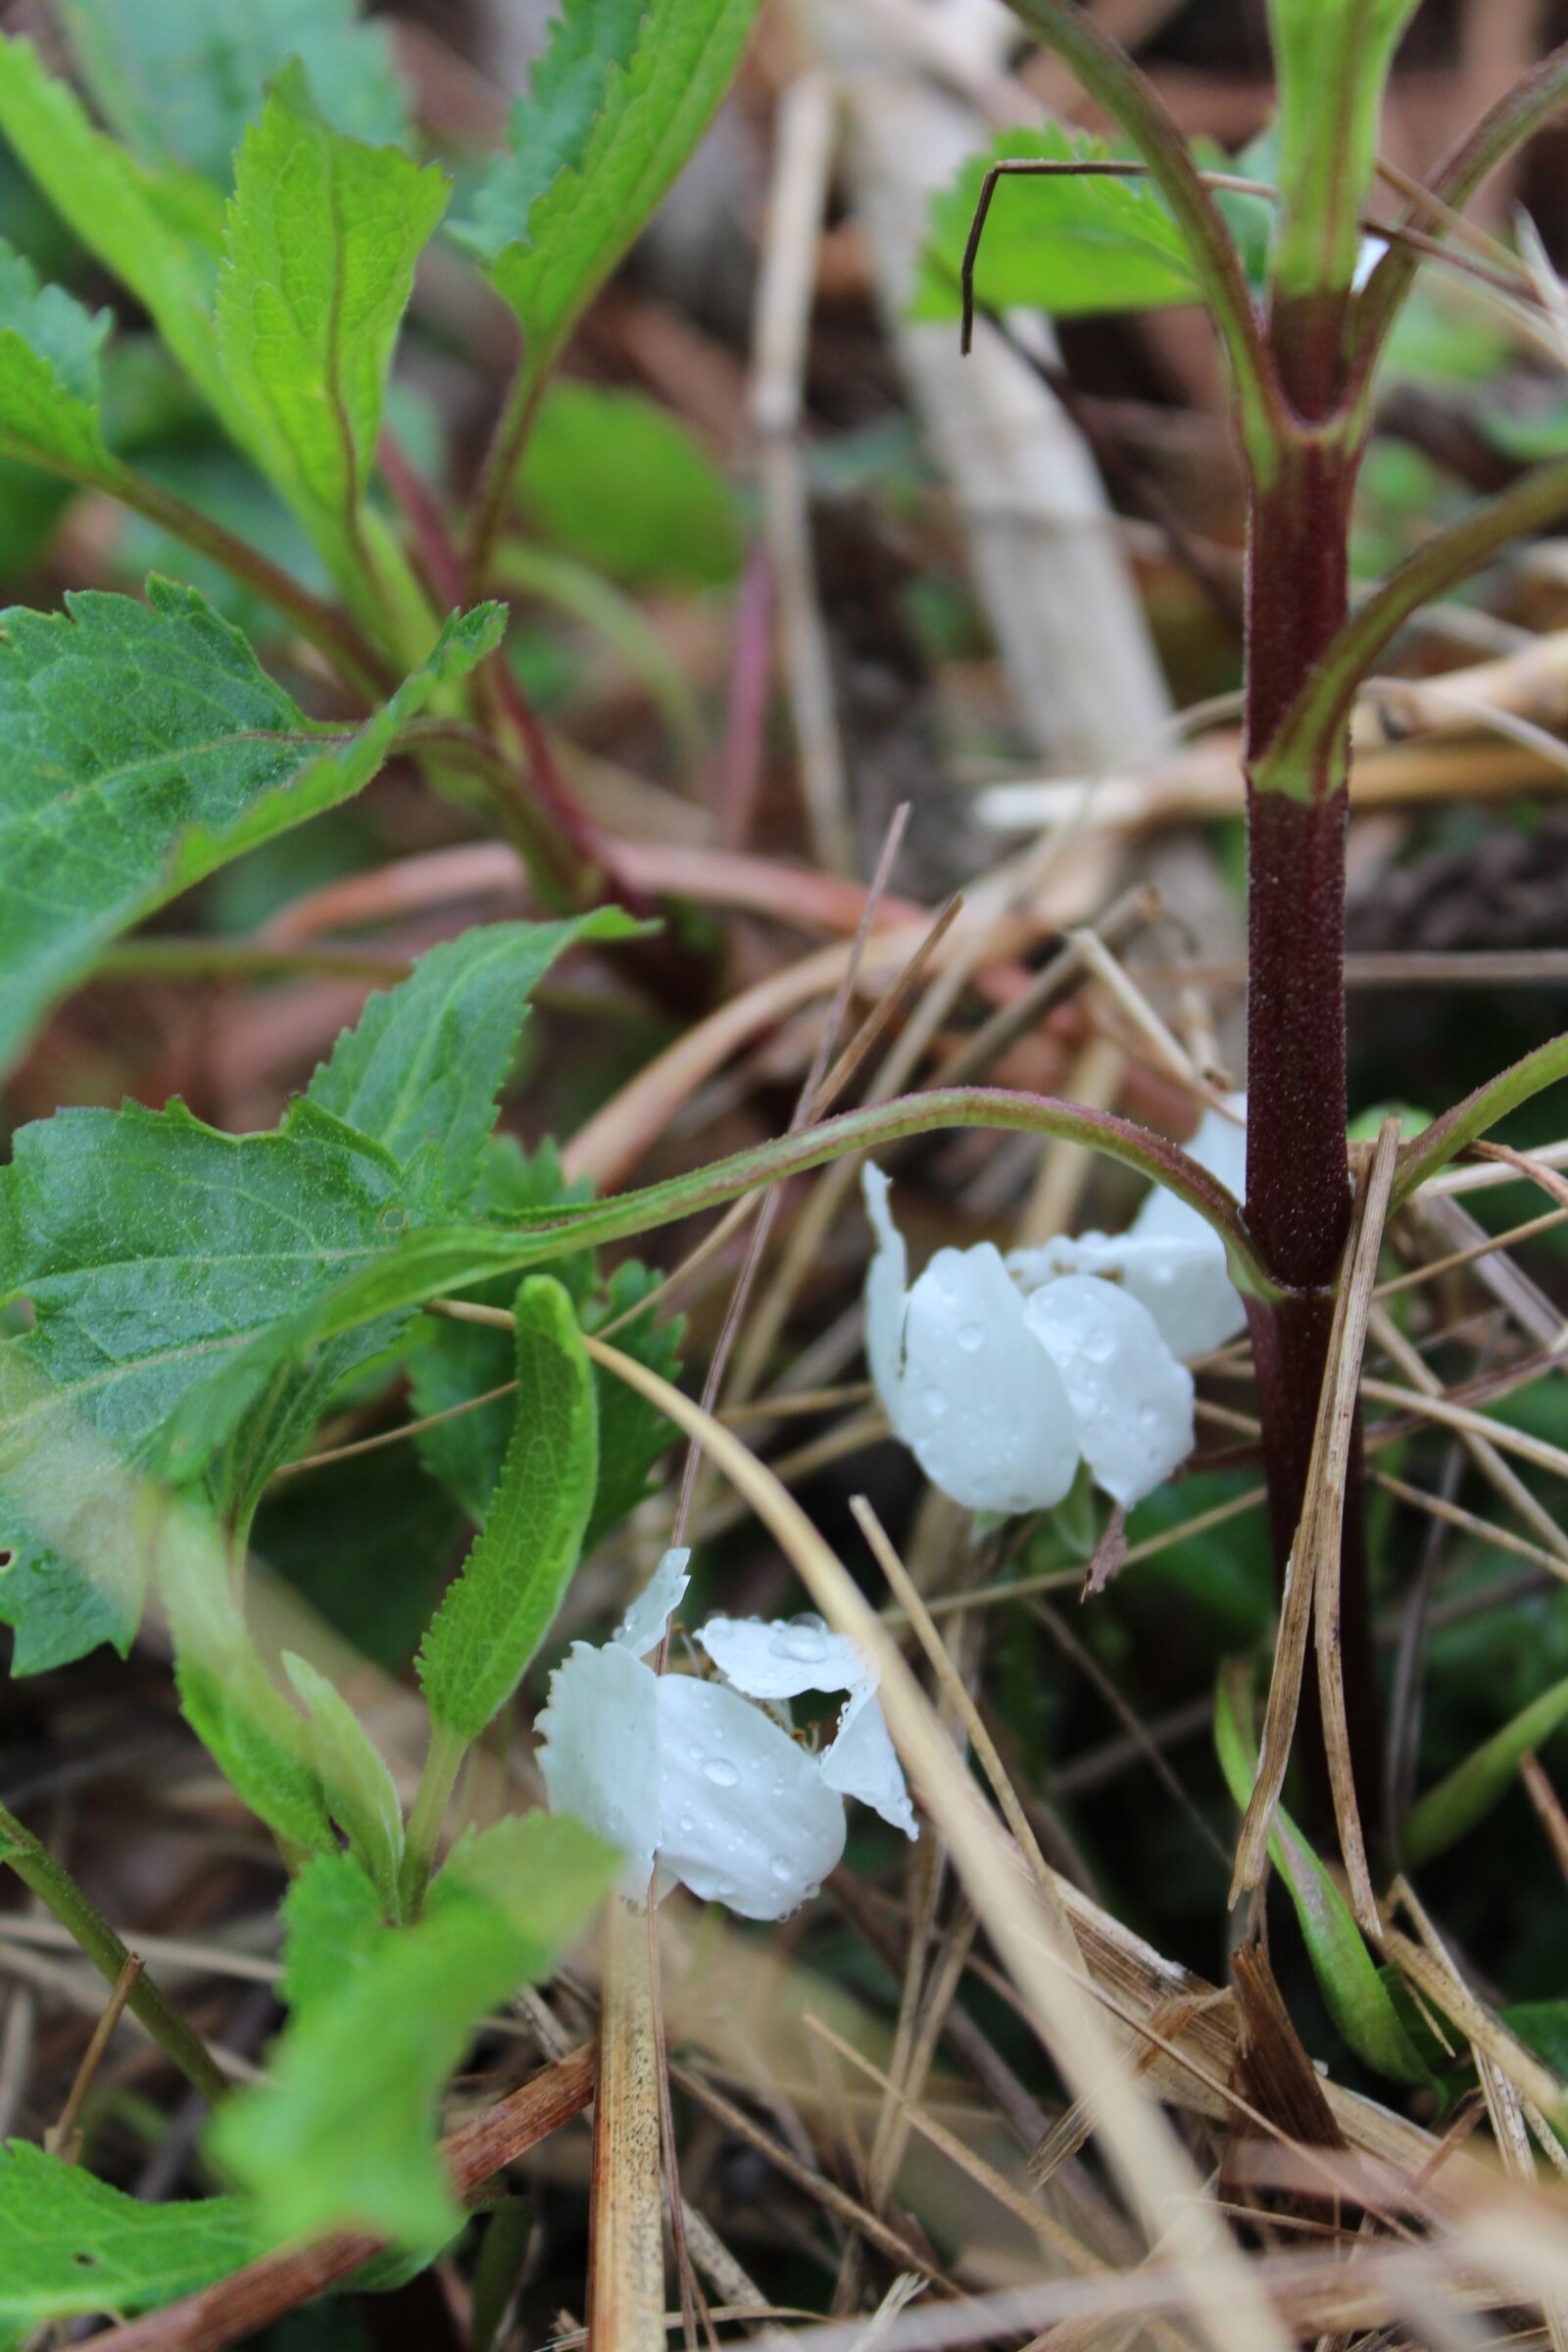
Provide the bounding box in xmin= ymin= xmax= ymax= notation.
xmin=1242 ymin=418 xmax=1380 ymax=1819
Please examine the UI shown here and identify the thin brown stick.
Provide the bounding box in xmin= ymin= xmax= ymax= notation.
xmin=48 ymin=1952 xmax=145 ymax=2161
xmin=90 ymin=2048 xmax=594 ymax=2352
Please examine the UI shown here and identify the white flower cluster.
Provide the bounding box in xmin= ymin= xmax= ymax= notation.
xmin=538 ymin=1550 xmax=915 ymax=1922
xmin=863 ymin=1096 xmax=1247 ymax=1516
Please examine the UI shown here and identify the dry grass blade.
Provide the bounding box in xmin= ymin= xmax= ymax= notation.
xmin=1234 ymin=1123 xmax=1400 ymax=1922
xmin=1314 ymin=1119 xmax=1403 ymax=1934
xmin=583 ymin=1337 xmax=1295 ymax=2352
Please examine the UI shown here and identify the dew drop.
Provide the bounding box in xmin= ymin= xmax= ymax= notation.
xmin=768 ymin=1855 xmax=794 ymax=1884
xmin=771 ymin=1622 xmax=827 ymax=1664
xmin=703 ymin=1756 xmax=740 ymax=1788
xmin=922 ymin=1387 xmax=949 ymax=1420
xmin=957 ymin=1321 xmax=985 ymax=1352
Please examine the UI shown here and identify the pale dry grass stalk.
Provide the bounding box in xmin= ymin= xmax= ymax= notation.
xmin=587 ymin=1897 xmax=666 ymax=2350
xmin=1233 ymin=1121 xmax=1401 ymax=1923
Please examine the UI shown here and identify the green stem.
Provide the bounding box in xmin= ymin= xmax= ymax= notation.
xmin=465 ymin=361 xmax=547 ymax=602
xmin=308 ymin=1087 xmax=1281 ymax=1351
xmin=1394 ymin=1029 xmax=1568 ymax=1206
xmin=1002 ymin=0 xmax=1284 ymax=474
xmin=0 ymin=1802 xmax=229 ymax=2105
xmin=399 ymin=1722 xmax=468 ymax=1918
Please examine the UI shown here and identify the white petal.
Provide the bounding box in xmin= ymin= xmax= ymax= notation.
xmin=1024 ymin=1276 xmax=1195 ymax=1508
xmin=654 ymin=1674 xmax=846 ymax=1920
xmin=698 ymin=1611 xmax=864 ymax=1701
xmin=899 ymin=1241 xmax=1080 ymax=1513
xmin=1008 ymin=1231 xmax=1246 ymax=1357
xmin=1130 ymin=1094 xmax=1247 ymax=1250
xmin=861 ymin=1164 xmax=909 ymax=1437
xmin=614 ymin=1546 xmax=691 ymax=1659
xmin=821 ymin=1685 xmax=917 ymax=1838
xmin=537 ymin=1641 xmax=662 ymax=1900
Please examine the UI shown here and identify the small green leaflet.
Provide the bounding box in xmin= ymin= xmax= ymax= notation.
xmin=0 ymin=240 xmax=113 ymax=482
xmin=417 ymin=1279 xmax=598 ymax=1745
xmin=455 ymin=0 xmax=761 ymax=397
xmin=58 ymin=0 xmax=411 ymax=189
xmin=1214 ymin=1667 xmax=1430 ymax=2088
xmin=217 ymin=70 xmax=448 ymax=595
xmin=912 ymin=125 xmax=1200 ymax=323
xmin=161 ymin=1512 xmax=332 ymax=1854
xmin=309 ymin=913 xmax=641 ymax=1210
xmin=283 ymin=1653 xmax=405 ymax=1911
xmin=211 ymin=1816 xmax=615 ymax=2246
xmin=0 ymin=36 xmax=238 ymax=437
xmin=0 ymin=582 xmax=503 ymax=1074
xmin=0 ymin=2142 xmax=252 ymax=2343
xmin=1402 ymin=1670 xmax=1568 ymax=1869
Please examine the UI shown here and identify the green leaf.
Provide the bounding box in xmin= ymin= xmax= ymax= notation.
xmin=160 ymin=1512 xmax=332 ymax=1853
xmin=210 ymin=1812 xmax=614 ymax=2246
xmin=0 ymin=2142 xmax=252 ymax=2338
xmin=308 ymin=913 xmax=641 ymax=1210
xmin=912 ymin=125 xmax=1200 ymax=323
xmin=59 ymin=0 xmax=410 ymax=188
xmin=1401 ymin=1672 xmax=1568 ymax=1870
xmin=0 ymin=238 xmax=113 ymax=481
xmin=0 ymin=1097 xmax=422 ymax=1670
xmin=581 ymin=1265 xmax=682 ymax=1554
xmin=0 ymin=582 xmax=503 ymax=1074
xmin=278 ymin=1848 xmax=392 ymax=2013
xmin=0 ymin=36 xmax=239 ymax=436
xmin=283 ymin=1653 xmax=405 ymax=1910
xmin=513 ymin=382 xmax=742 ymax=589
xmin=216 ymin=69 xmax=448 ymax=593
xmin=416 ymin=1279 xmax=597 ymax=1745
xmin=1214 ymin=1666 xmax=1431 ymax=2088
xmin=456 ymin=0 xmax=760 ymax=394
xmin=1267 ymin=0 xmax=1421 ymax=301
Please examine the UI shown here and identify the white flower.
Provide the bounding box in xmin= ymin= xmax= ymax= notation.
xmin=861 ymin=1098 xmax=1248 ymax=1517
xmin=537 ymin=1551 xmax=915 ymax=1922
xmin=1007 ymin=1094 xmax=1249 ymax=1358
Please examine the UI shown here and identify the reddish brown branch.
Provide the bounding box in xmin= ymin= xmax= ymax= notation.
xmin=91 ymin=2047 xmax=594 ymax=2352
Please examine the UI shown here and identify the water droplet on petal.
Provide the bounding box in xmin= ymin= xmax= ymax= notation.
xmin=770 ymin=1622 xmax=827 ymax=1664
xmin=769 ymin=1855 xmax=794 ymax=1883
xmin=958 ymin=1322 xmax=985 ymax=1352
xmin=703 ymin=1756 xmax=739 ymax=1788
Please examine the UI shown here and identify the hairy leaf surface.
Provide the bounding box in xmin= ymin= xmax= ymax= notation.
xmin=309 ymin=913 xmax=639 ymax=1209
xmin=0 ymin=2143 xmax=252 ymax=2342
xmin=0 ymin=584 xmax=502 ymax=1072
xmin=416 ymin=1279 xmax=598 ymax=1743
xmin=456 ymin=0 xmax=760 ymax=396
